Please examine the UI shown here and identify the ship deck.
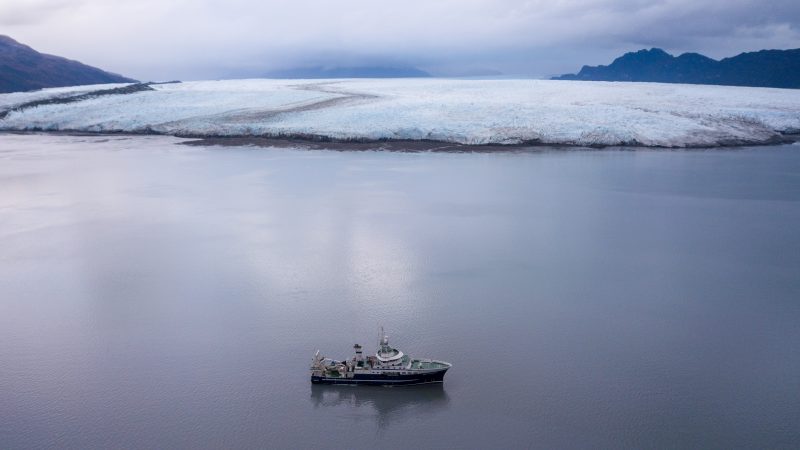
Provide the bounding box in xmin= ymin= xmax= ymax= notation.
xmin=410 ymin=360 xmax=450 ymax=370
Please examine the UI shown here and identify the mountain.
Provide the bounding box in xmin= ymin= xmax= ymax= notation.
xmin=264 ymin=66 xmax=431 ymax=79
xmin=553 ymin=48 xmax=800 ymax=89
xmin=0 ymin=35 xmax=136 ymax=93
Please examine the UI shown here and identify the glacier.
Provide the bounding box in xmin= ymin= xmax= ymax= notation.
xmin=1 ymin=78 xmax=799 ymax=147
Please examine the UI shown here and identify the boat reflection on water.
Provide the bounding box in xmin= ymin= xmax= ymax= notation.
xmin=310 ymin=384 xmax=450 ymax=429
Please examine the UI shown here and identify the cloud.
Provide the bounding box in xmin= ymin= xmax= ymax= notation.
xmin=3 ymin=0 xmax=799 ymax=79
xmin=0 ymin=0 xmax=83 ymax=26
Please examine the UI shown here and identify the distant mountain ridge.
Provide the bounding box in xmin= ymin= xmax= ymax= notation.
xmin=554 ymin=48 xmax=800 ymax=89
xmin=0 ymin=35 xmax=136 ymax=93
xmin=264 ymin=66 xmax=431 ymax=79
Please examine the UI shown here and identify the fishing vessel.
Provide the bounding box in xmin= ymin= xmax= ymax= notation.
xmin=310 ymin=329 xmax=451 ymax=386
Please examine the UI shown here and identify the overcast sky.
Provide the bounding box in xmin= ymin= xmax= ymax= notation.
xmin=2 ymin=0 xmax=799 ymax=80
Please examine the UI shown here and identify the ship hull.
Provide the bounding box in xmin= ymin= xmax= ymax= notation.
xmin=311 ymin=368 xmax=448 ymax=386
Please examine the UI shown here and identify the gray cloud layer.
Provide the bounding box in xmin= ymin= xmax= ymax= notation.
xmin=2 ymin=0 xmax=799 ymax=80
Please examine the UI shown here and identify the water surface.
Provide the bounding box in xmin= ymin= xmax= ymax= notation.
xmin=1 ymin=135 xmax=798 ymax=449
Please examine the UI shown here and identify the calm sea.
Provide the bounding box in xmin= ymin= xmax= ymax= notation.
xmin=1 ymin=134 xmax=798 ymax=449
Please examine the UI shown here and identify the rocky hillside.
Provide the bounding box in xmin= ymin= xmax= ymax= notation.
xmin=0 ymin=35 xmax=136 ymax=93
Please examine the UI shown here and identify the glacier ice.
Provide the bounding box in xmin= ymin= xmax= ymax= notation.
xmin=1 ymin=78 xmax=799 ymax=148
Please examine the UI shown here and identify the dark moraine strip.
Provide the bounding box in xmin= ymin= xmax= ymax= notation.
xmin=0 ymin=83 xmax=155 ymax=120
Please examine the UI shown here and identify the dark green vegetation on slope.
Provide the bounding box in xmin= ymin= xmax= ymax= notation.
xmin=0 ymin=35 xmax=136 ymax=93
xmin=554 ymin=48 xmax=800 ymax=89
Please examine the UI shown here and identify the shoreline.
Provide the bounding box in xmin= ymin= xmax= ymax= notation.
xmin=2 ymin=130 xmax=799 ymax=152
xmin=179 ymin=133 xmax=800 ymax=151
